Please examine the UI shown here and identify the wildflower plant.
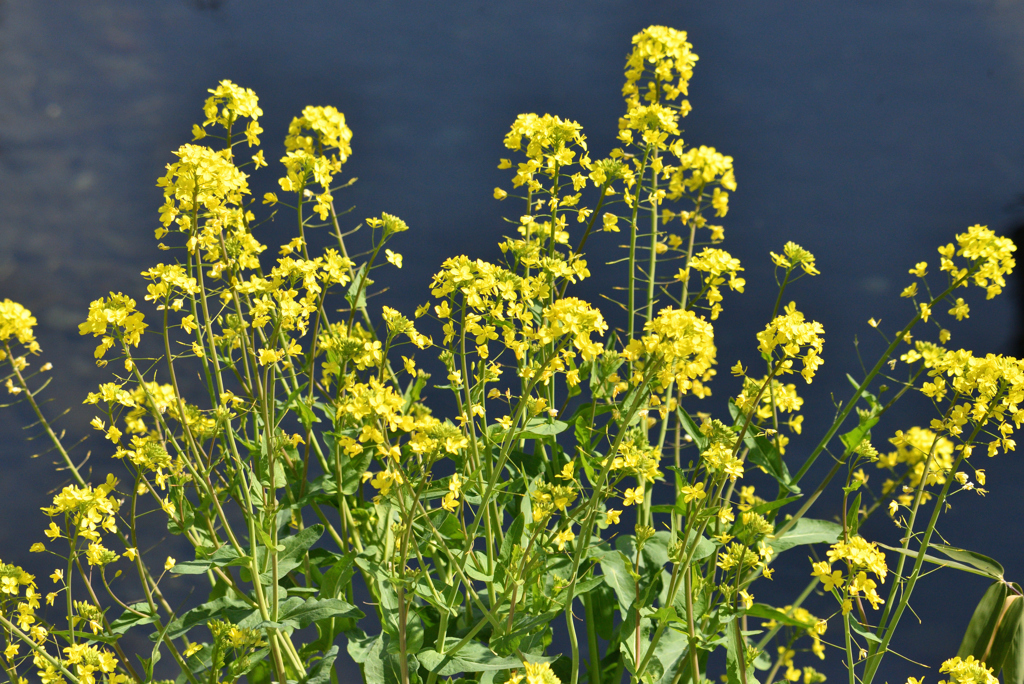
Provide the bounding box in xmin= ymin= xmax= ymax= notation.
xmin=0 ymin=24 xmax=1022 ymax=684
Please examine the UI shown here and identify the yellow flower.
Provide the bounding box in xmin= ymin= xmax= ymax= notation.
xmin=909 ymin=262 xmax=928 ymax=277
xmin=680 ymin=481 xmax=707 ymax=504
xmin=555 ymin=528 xmax=576 ymax=551
xmin=900 ymin=283 xmax=918 ymax=298
xmin=385 ymin=249 xmax=403 ymax=269
xmin=604 ymin=509 xmax=622 ymax=525
xmin=164 ymin=557 xmax=176 ymax=572
xmin=868 ymin=318 xmax=879 ymax=328
xmin=494 ymin=187 xmax=508 ymax=200
xmin=29 ymin=543 xmax=45 ymax=553
xmin=811 ymin=561 xmax=844 ymax=592
xmin=623 ymin=487 xmax=644 ymax=506
xmin=50 ymin=569 xmax=63 ymax=584
xmin=183 ymin=643 xmax=202 ymax=658
xmin=258 ymin=348 xmax=282 ymax=366
xmin=948 ymin=298 xmax=970 ymax=321
xmin=556 ymin=462 xmax=575 ymax=480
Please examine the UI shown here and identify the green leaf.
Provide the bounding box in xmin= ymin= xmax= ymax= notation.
xmin=320 ymin=552 xmax=357 ymax=599
xmin=160 ymin=598 xmax=256 ymax=640
xmin=846 ymin=373 xmax=879 ymax=409
xmin=171 ymin=544 xmax=249 ymax=575
xmin=877 ymin=543 xmax=1004 ymax=580
xmin=427 ymin=510 xmax=465 ymax=543
xmin=727 ymin=400 xmax=798 ymax=494
xmin=418 ymin=640 xmax=525 ymax=676
xmin=1000 ymin=594 xmax=1024 ymax=684
xmin=743 ymin=604 xmax=814 ymax=629
xmin=495 ymin=513 xmax=524 ymax=586
xmin=839 ymin=417 xmax=878 ymax=455
xmin=279 ymin=597 xmax=364 ymax=629
xmin=986 ymin=596 xmax=1023 ymax=673
xmin=726 ymin=624 xmax=759 ymax=684
xmin=517 ymin=417 xmax=568 ymax=440
xmin=745 ymin=433 xmax=799 ymax=494
xmin=849 ymin=618 xmax=882 ymax=644
xmin=959 ymin=581 xmax=1010 ymax=660
xmin=653 ymin=627 xmax=690 ymax=684
xmin=677 ymin=407 xmax=709 ymax=452
xmin=590 ymin=583 xmax=617 ymax=641
xmin=363 ymin=633 xmax=418 ymax=684
xmin=769 ymin=519 xmax=842 ymax=553
xmin=679 ymin=529 xmax=716 ymax=563
xmin=299 ymin=645 xmax=339 ymax=684
xmin=108 ymin=603 xmax=157 ymax=635
xmin=346 ymin=263 xmax=371 ymax=310
xmin=594 ymin=549 xmax=637 ymax=613
xmin=490 ymin=610 xmax=561 ymax=656
xmin=256 ymin=524 xmax=325 ymax=583
xmin=931 ymin=544 xmax=1004 ymax=580
xmin=751 ymin=496 xmax=801 ymax=517
xmin=846 ymin=492 xmax=862 ymax=537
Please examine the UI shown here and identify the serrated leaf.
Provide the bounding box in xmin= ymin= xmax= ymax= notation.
xmin=279 ymin=597 xmax=363 ymax=629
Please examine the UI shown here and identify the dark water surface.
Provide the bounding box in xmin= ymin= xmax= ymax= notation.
xmin=2 ymin=1 xmax=1024 ymax=681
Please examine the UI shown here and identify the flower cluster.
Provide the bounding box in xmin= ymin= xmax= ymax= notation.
xmin=939 ymin=224 xmax=1016 ymax=300
xmin=877 ymin=426 xmax=956 ymax=507
xmin=937 ymin=656 xmax=999 ymax=684
xmin=78 ymin=293 xmax=147 ymax=362
xmin=0 ymin=299 xmax=40 ymax=356
xmin=813 ymin=536 xmax=888 ymax=612
xmin=278 ymin=105 xmax=353 ymax=219
xmin=683 ymin=247 xmax=745 ymax=320
xmin=756 ymin=302 xmax=825 ymax=383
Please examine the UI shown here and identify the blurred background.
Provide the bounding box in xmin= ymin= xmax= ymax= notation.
xmin=2 ymin=0 xmax=1024 ymax=681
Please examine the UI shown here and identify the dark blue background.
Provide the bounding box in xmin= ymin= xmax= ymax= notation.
xmin=1 ymin=1 xmax=1023 ymax=682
